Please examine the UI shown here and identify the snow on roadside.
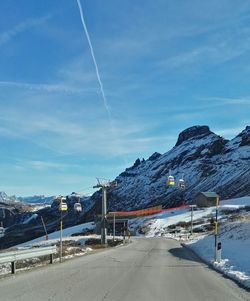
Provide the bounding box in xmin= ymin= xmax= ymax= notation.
xmin=186 ymin=218 xmax=250 ymax=288
xmin=1 ymin=222 xmax=96 ymax=276
xmin=129 ymin=196 xmax=250 ymax=288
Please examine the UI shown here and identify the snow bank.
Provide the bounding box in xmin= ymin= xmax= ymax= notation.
xmin=186 ymin=218 xmax=250 ymax=288
xmin=130 ymin=196 xmax=250 ymax=288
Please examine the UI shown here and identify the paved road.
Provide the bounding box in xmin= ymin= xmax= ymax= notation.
xmin=0 ymin=238 xmax=249 ymax=301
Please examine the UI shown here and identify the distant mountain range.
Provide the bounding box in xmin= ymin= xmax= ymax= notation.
xmin=0 ymin=192 xmax=17 ymax=204
xmin=17 ymin=195 xmax=55 ymax=205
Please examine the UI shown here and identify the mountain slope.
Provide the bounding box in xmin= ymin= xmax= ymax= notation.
xmin=91 ymin=125 xmax=250 ymax=211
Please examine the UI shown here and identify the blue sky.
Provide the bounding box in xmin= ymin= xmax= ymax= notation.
xmin=1 ymin=0 xmax=250 ymax=196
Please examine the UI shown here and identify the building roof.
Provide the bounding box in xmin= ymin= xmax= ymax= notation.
xmin=200 ymin=191 xmax=218 ymax=198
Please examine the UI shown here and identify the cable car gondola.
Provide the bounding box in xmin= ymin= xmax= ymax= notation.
xmin=59 ymin=201 xmax=68 ymax=212
xmin=167 ymin=175 xmax=175 ymax=186
xmin=74 ymin=203 xmax=82 ymax=212
xmin=178 ymin=178 xmax=185 ymax=190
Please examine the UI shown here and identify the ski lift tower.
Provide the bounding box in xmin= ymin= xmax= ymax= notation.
xmin=93 ymin=178 xmax=117 ymax=245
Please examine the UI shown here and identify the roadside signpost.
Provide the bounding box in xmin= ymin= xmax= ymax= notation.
xmin=216 ymin=242 xmax=222 ymax=263
xmin=214 ymin=196 xmax=219 ymax=262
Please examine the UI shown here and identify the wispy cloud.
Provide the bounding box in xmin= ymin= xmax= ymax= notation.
xmin=159 ymin=38 xmax=250 ymax=70
xmin=0 ymin=108 xmax=165 ymax=157
xmin=198 ymin=96 xmax=250 ymax=105
xmin=26 ymin=160 xmax=80 ymax=170
xmin=0 ymin=15 xmax=51 ymax=46
xmin=0 ymin=80 xmax=94 ymax=94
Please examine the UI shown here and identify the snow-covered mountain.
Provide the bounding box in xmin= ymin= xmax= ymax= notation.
xmin=18 ymin=195 xmax=55 ymax=205
xmin=0 ymin=192 xmax=94 ymax=248
xmin=0 ymin=192 xmax=18 ymax=204
xmin=91 ymin=125 xmax=250 ymax=211
xmin=1 ymin=125 xmax=250 ymax=248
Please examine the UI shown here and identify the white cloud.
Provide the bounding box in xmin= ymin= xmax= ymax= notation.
xmin=0 ymin=81 xmax=94 ymax=94
xmin=0 ymin=15 xmax=51 ymax=46
xmin=199 ymin=96 xmax=250 ymax=106
xmin=26 ymin=160 xmax=80 ymax=170
xmin=0 ymin=107 xmax=166 ymax=157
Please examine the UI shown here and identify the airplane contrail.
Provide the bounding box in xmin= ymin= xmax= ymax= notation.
xmin=75 ymin=0 xmax=130 ymax=166
xmin=76 ymin=0 xmax=111 ymax=117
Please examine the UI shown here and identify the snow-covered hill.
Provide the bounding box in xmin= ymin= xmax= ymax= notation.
xmin=0 ymin=192 xmax=95 ymax=248
xmin=91 ymin=125 xmax=250 ymax=211
xmin=18 ymin=195 xmax=54 ymax=205
xmin=0 ymin=192 xmax=18 ymax=204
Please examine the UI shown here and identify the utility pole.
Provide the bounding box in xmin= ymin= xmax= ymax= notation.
xmin=93 ymin=178 xmax=117 ymax=245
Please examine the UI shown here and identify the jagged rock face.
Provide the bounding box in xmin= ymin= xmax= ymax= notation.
xmin=238 ymin=126 xmax=250 ymax=146
xmin=175 ymin=125 xmax=212 ymax=146
xmin=91 ymin=125 xmax=250 ymax=211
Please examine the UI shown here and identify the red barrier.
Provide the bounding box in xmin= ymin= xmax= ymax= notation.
xmin=109 ymin=204 xmax=189 ymax=218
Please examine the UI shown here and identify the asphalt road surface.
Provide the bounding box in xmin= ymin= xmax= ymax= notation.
xmin=0 ymin=238 xmax=249 ymax=301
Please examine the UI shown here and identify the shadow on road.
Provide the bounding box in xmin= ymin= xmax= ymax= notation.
xmin=168 ymin=246 xmax=202 ymax=264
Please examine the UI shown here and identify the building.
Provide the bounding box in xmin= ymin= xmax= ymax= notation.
xmin=195 ymin=192 xmax=219 ymax=207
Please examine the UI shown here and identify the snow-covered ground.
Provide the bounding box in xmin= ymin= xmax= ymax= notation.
xmin=0 ymin=222 xmax=97 ymax=276
xmin=186 ymin=219 xmax=250 ymax=288
xmin=129 ymin=206 xmax=214 ymax=237
xmin=18 ymin=221 xmax=96 ymax=247
xmin=0 ymin=221 xmax=126 ymax=276
xmin=129 ymin=196 xmax=250 ymax=288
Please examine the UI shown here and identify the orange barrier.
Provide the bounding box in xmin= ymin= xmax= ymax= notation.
xmin=109 ymin=205 xmax=162 ymax=218
xmin=161 ymin=204 xmax=189 ymax=212
xmin=108 ymin=204 xmax=189 ymax=219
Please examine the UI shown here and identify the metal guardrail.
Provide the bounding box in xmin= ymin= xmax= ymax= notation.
xmin=0 ymin=245 xmax=57 ymax=274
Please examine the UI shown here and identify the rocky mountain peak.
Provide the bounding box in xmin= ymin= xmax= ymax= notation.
xmin=148 ymin=152 xmax=161 ymax=161
xmin=175 ymin=125 xmax=212 ymax=146
xmin=238 ymin=126 xmax=250 ymax=146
